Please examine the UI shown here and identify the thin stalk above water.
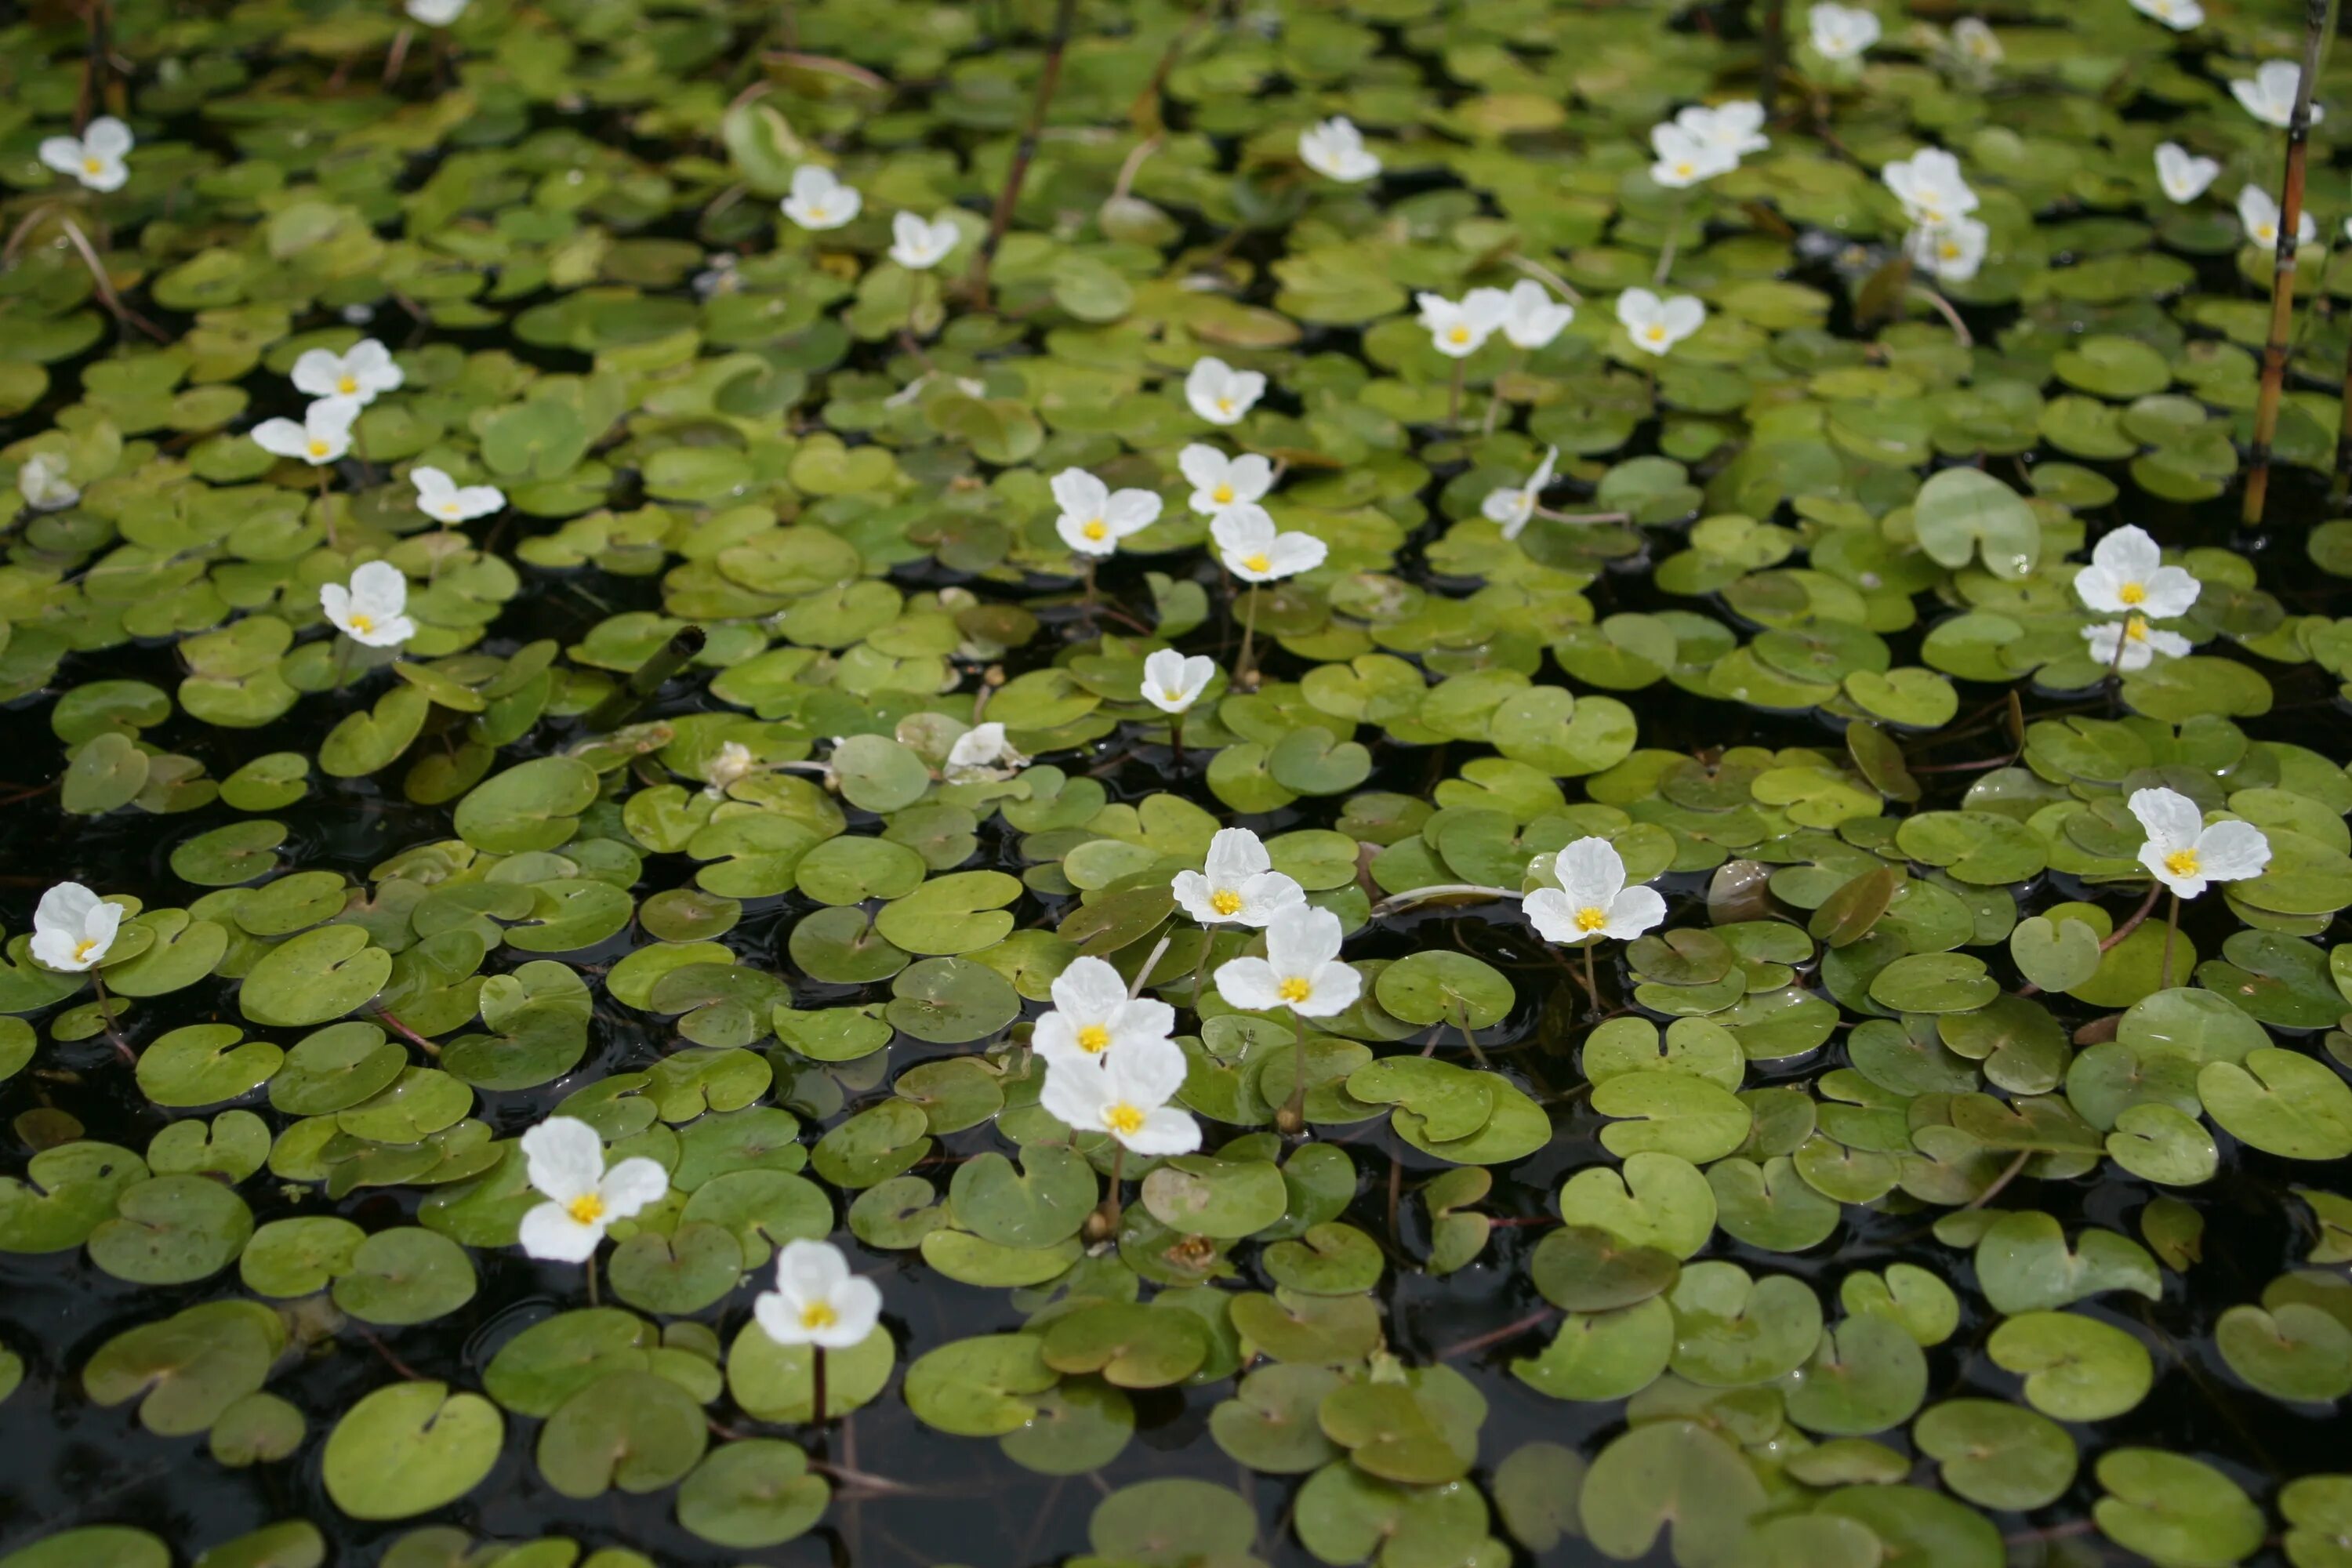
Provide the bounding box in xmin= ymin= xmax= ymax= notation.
xmin=2241 ymin=0 xmax=2330 ymax=527
xmin=964 ymin=0 xmax=1077 ymax=309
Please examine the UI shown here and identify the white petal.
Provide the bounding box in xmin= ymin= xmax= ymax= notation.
xmin=2127 ymin=787 xmax=2203 ymax=855
xmin=2138 ymin=566 xmax=2201 ymax=619
xmin=1602 ymin=885 xmax=1668 ymax=942
xmin=776 ymin=1237 xmax=851 ymax=1299
xmin=815 ymin=1276 xmax=884 ymax=1347
xmin=1523 ymin=887 xmax=1583 ymax=945
xmin=1106 ymin=1034 xmax=1188 ymax=1107
xmin=597 ymin=1156 xmax=670 ymax=1220
xmin=520 ymin=1116 xmax=605 ymax=1203
xmin=1051 ymin=955 xmax=1130 ymax=1022
xmin=1205 ymin=827 xmax=1270 ymax=882
xmin=1263 ymin=904 xmax=1341 ymax=974
xmin=1120 ymin=1106 xmax=1202 ymax=1156
xmin=1555 ymin=837 xmax=1628 ymax=907
xmin=518 ymin=1202 xmax=603 ymax=1262
xmin=1290 ymin=960 xmax=1361 ymax=1018
xmin=1172 ymin=869 xmax=1225 ymax=923
xmin=1212 ymin=956 xmax=1284 ymax=1011
xmin=2194 ymin=820 xmax=2271 ymax=883
xmin=1234 ymin=872 xmax=1307 ymax=927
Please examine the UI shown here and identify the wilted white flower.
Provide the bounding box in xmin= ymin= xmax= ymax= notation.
xmin=1185 ymin=358 xmax=1266 ymax=426
xmin=412 ymin=466 xmax=504 ymax=525
xmin=1213 ymin=904 xmax=1359 ymax=1017
xmin=782 ymin=165 xmax=861 ymax=230
xmin=2234 ymin=61 xmax=2321 ymax=129
xmin=2130 ymin=0 xmax=2203 ymax=28
xmin=2129 ymin=787 xmax=2270 ymax=899
xmin=2237 ymin=184 xmax=2317 ymax=249
xmin=407 ymin=0 xmax=469 ymax=24
xmin=1416 ymin=289 xmax=1512 ymax=358
xmin=753 ymin=1239 xmax=882 ymax=1349
xmin=1040 ymin=1035 xmax=1199 ymax=1155
xmin=1882 ymin=147 xmax=1978 ymax=226
xmin=1498 ymin=280 xmax=1574 ymax=350
xmin=1212 ymin=504 xmax=1327 ymax=583
xmin=1483 ymin=447 xmax=1559 ymax=540
xmin=38 ymin=116 xmax=132 ymax=192
xmin=2074 ymin=524 xmax=2201 ymax=619
xmin=1299 ymin=116 xmax=1381 ymax=183
xmin=320 ymin=560 xmax=416 ymax=649
xmin=1675 ymin=100 xmax=1770 ymax=158
xmin=1033 ymin=955 xmax=1176 ymax=1068
xmin=1616 ymin=289 xmax=1705 ymax=356
xmin=1523 ymin=837 xmax=1667 ymax=946
xmin=945 ymin=721 xmax=1026 ymax=782
xmin=292 ymin=340 xmax=402 ymax=405
xmin=2083 ymin=616 xmax=2191 ymax=672
xmin=888 ymin=211 xmax=959 ymax=270
xmin=1907 ymin=216 xmax=1988 ymax=282
xmin=517 ymin=1116 xmax=670 ymax=1263
xmin=1650 ymin=122 xmax=1739 ymax=189
xmin=1178 ymin=445 xmax=1274 ymax=515
xmin=1052 ymin=468 xmax=1163 ymax=557
xmin=1809 ymin=4 xmax=1882 ymax=60
xmin=252 ymin=397 xmax=361 ymax=466
xmin=704 ymin=741 xmax=758 ymax=799
xmin=2155 ymin=143 xmax=2220 ymax=204
xmin=1948 ymin=17 xmax=2001 ymax=64
xmin=1141 ymin=648 xmax=1216 ymax=714
xmin=30 ymin=883 xmax=122 ymax=972
xmin=16 ymin=453 xmax=78 ymax=513
xmin=1174 ymin=827 xmax=1306 ymax=928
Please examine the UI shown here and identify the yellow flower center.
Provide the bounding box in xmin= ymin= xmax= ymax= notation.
xmin=348 ymin=612 xmax=375 ymax=634
xmin=566 ymin=1193 xmax=606 ymax=1225
xmin=1104 ymin=1102 xmax=1145 ymax=1136
xmin=2165 ymin=848 xmax=2201 ymax=877
xmin=1217 ymin=397 xmax=1235 ymax=414
xmin=1161 ymin=685 xmax=1186 ymax=704
xmin=808 ymin=205 xmax=828 ymax=221
xmin=1210 ymin=889 xmax=1243 ymax=916
xmin=82 ymin=157 xmax=104 ymax=176
xmin=1082 ymin=518 xmax=1108 ymax=540
xmin=1213 ymin=484 xmax=1235 ymax=504
xmin=1447 ymin=325 xmax=1471 ymax=344
xmin=73 ymin=938 xmax=101 ymax=962
xmin=1646 ymin=325 xmax=1667 ymax=343
xmin=1575 ymin=906 xmax=1610 ymax=932
xmin=1243 ymin=552 xmax=1272 ymax=574
xmin=2124 ymin=615 xmax=2147 ymax=642
xmin=1076 ymin=1024 xmax=1111 ymax=1054
xmin=307 ymin=440 xmax=330 ymax=458
xmin=799 ymin=1301 xmax=839 ymax=1331
xmin=2118 ymin=582 xmax=2147 ymax=605
xmin=1674 ymin=161 xmax=1694 ymax=178
xmin=441 ymin=502 xmax=462 ymax=518
xmin=1940 ymin=241 xmax=1962 ymax=260
xmin=1278 ymin=976 xmax=1313 ymax=1004
xmin=337 ymin=375 xmax=359 ymax=395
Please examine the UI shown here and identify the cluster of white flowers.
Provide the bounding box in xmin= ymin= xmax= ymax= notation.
xmin=1808 ymin=4 xmax=1882 ymax=61
xmin=1299 ymin=117 xmax=1381 ymax=183
xmin=1036 ymin=955 xmax=1199 ymax=1156
xmin=1882 ymin=147 xmax=1985 ymax=284
xmin=1416 ymin=281 xmax=1574 ymax=360
xmin=2074 ymin=524 xmax=2199 ymax=673
xmin=1650 ymin=100 xmax=1768 ymax=191
xmin=777 ymin=166 xmax=964 ymax=275
xmin=252 ymin=339 xmax=401 ymax=471
xmin=38 ymin=117 xmax=133 ymax=192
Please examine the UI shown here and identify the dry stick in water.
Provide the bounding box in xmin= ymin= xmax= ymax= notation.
xmin=964 ymin=0 xmax=1078 ymax=309
xmin=2242 ymin=0 xmax=2329 ymax=526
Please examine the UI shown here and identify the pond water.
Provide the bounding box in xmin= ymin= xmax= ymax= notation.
xmin=5 ymin=1 xmax=2352 ymax=1566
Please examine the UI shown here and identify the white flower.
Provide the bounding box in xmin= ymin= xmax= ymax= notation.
xmin=412 ymin=466 xmax=504 ymax=525
xmin=1949 ymin=18 xmax=2001 ymax=64
xmin=2237 ymin=185 xmax=2317 ymax=249
xmin=1178 ymin=445 xmax=1274 ymax=515
xmin=38 ymin=117 xmax=132 ymax=193
xmin=1416 ymin=289 xmax=1512 ymax=358
xmin=782 ymin=165 xmax=861 ymax=230
xmin=320 ymin=560 xmax=416 ymax=648
xmin=2234 ymin=61 xmax=2321 ymax=129
xmin=1033 ymin=955 xmax=1177 ymax=1069
xmin=406 ymin=0 xmax=468 ymax=24
xmin=1212 ymin=503 xmax=1327 ymax=583
xmin=1174 ymin=827 xmax=1306 ymax=927
xmin=1675 ymin=100 xmax=1770 ymax=158
xmin=2155 ymin=143 xmax=2220 ymax=204
xmin=1809 ymin=4 xmax=1882 ymax=60
xmin=1498 ymin=280 xmax=1574 ymax=350
xmin=2130 ymin=0 xmax=2203 ymax=28
xmin=1650 ymin=122 xmax=1740 ymax=189
xmin=705 ymin=740 xmax=758 ymax=799
xmin=1882 ymin=147 xmax=1978 ymax=226
xmin=2129 ymin=787 xmax=2271 ymax=899
xmin=1040 ymin=1035 xmax=1200 ymax=1156
xmin=2074 ymin=524 xmax=2201 ymax=619
xmin=292 ymin=340 xmax=403 ymax=405
xmin=945 ymin=721 xmax=1026 ymax=782
xmin=753 ymin=1239 xmax=882 ymax=1350
xmin=16 ymin=453 xmax=78 ymax=512
xmin=1142 ymin=648 xmax=1216 ymax=714
xmin=1052 ymin=468 xmax=1163 ymax=557
xmin=1523 ymin=837 xmax=1667 ymax=946
xmin=889 ymin=211 xmax=960 ymax=270
xmin=1907 ymin=216 xmax=1988 ymax=282
xmin=1299 ymin=116 xmax=1381 ymax=183
xmin=30 ymin=883 xmax=122 ymax=972
xmin=1213 ymin=904 xmax=1360 ymax=1017
xmin=1483 ymin=447 xmax=1558 ymax=540
xmin=2082 ymin=616 xmax=2192 ymax=672
xmin=1617 ymin=289 xmax=1705 ymax=356
xmin=252 ymin=397 xmax=361 ymax=466
xmin=1186 ymin=358 xmax=1266 ymax=426
xmin=517 ymin=1116 xmax=670 ymax=1263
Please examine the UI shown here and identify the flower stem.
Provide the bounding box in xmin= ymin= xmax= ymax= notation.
xmin=1583 ymin=940 xmax=1600 ymax=1018
xmin=331 ymin=635 xmax=353 ymax=694
xmin=1276 ymin=1007 xmax=1309 ymax=1135
xmin=1085 ymin=1144 xmax=1123 ymax=1241
xmin=2161 ymin=891 xmax=2180 ymax=989
xmin=1171 ymin=707 xmax=1186 ymax=773
xmin=1653 ymin=195 xmax=1688 ymax=285
xmin=1447 ymin=358 xmax=1465 ymax=430
xmin=1236 ymin=586 xmax=1261 ymax=691
xmin=1189 ymin=927 xmax=1215 ymax=1011
xmin=91 ymin=971 xmax=130 ymax=1064
xmin=812 ymin=1345 xmax=828 ymax=1425
xmin=586 ymin=1258 xmax=600 ymax=1308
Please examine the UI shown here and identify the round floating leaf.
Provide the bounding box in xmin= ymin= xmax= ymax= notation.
xmin=676 ymin=1439 xmax=830 ymax=1549
xmin=322 ymin=1381 xmax=503 ymax=1520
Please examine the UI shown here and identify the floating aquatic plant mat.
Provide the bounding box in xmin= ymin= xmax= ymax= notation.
xmin=6 ymin=0 xmax=2352 ymax=1563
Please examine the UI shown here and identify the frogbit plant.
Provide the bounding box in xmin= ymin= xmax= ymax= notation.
xmin=2129 ymin=788 xmax=2273 ymax=986
xmin=753 ymin=1238 xmax=883 ymax=1423
xmin=517 ymin=1116 xmax=670 ymax=1301
xmin=1524 ymin=837 xmax=1668 ymax=1010
xmin=1214 ymin=904 xmax=1361 ymax=1134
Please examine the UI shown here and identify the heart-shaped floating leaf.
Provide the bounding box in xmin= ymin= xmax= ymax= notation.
xmin=1910 ymin=466 xmax=2040 ymax=581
